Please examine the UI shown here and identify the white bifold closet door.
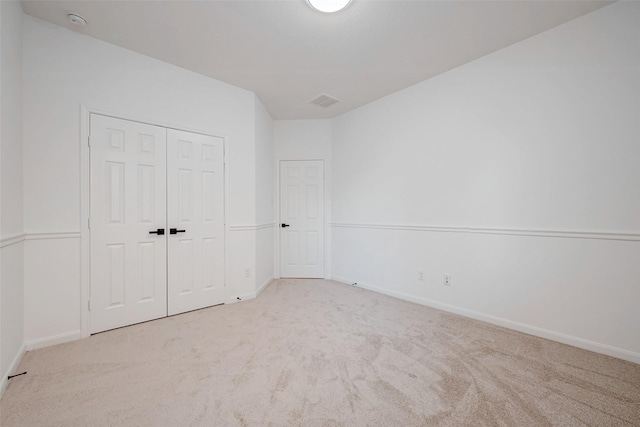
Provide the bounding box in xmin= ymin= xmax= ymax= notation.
xmin=90 ymin=114 xmax=225 ymax=334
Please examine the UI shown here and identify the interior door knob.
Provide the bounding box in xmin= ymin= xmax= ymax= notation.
xmin=281 ymin=223 xmax=290 ymax=228
xmin=170 ymin=228 xmax=186 ymax=234
xmin=149 ymin=228 xmax=165 ymax=235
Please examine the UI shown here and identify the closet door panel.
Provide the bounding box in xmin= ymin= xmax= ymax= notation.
xmin=89 ymin=114 xmax=168 ymax=333
xmin=167 ymin=129 xmax=225 ymax=315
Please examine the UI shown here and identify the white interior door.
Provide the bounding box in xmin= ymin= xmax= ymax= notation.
xmin=280 ymin=160 xmax=325 ymax=278
xmin=167 ymin=129 xmax=225 ymax=315
xmin=90 ymin=115 xmax=226 ymax=333
xmin=90 ymin=114 xmax=168 ymax=334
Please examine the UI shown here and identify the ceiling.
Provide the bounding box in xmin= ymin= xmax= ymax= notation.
xmin=21 ymin=0 xmax=612 ymax=120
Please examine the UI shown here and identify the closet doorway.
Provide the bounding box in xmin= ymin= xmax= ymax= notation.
xmin=89 ymin=114 xmax=225 ymax=333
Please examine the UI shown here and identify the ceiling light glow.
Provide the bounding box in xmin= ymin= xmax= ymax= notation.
xmin=307 ymin=0 xmax=352 ymax=13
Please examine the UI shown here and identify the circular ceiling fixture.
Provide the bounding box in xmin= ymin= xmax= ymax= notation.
xmin=67 ymin=13 xmax=87 ymax=27
xmin=307 ymin=0 xmax=352 ymax=13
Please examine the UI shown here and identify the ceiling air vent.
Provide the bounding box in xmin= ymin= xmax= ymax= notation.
xmin=309 ymin=93 xmax=340 ymax=108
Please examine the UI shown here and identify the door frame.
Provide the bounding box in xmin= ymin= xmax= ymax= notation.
xmin=275 ymin=159 xmax=329 ymax=279
xmin=79 ymin=105 xmax=228 ymax=338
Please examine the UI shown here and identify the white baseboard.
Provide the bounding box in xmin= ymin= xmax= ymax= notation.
xmin=25 ymin=330 xmax=82 ymax=351
xmin=0 ymin=342 xmax=27 ymax=398
xmin=227 ymin=277 xmax=275 ymax=304
xmin=331 ymin=276 xmax=640 ymax=365
xmin=256 ymin=277 xmax=274 ymax=297
xmin=227 ymin=291 xmax=256 ymax=304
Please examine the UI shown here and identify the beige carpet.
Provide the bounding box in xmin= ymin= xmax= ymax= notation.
xmin=1 ymin=279 xmax=639 ymax=426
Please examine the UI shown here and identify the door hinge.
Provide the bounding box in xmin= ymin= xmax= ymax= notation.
xmin=88 ymin=136 xmax=91 ymax=147
xmin=88 ymin=300 xmax=91 ymax=311
xmin=88 ymin=218 xmax=91 ymax=229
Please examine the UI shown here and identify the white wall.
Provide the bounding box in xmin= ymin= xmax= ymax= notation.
xmin=22 ymin=16 xmax=261 ymax=345
xmin=331 ymin=2 xmax=640 ymax=362
xmin=0 ymin=0 xmax=25 ymax=394
xmin=274 ymin=120 xmax=332 ymax=162
xmin=255 ymin=97 xmax=275 ymax=228
xmin=254 ymin=96 xmax=275 ymax=295
xmin=227 ymin=96 xmax=275 ymax=302
xmin=274 ymin=120 xmax=332 ymax=278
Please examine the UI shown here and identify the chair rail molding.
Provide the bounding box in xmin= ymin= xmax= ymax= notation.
xmin=1 ymin=232 xmax=81 ymax=248
xmin=229 ymin=223 xmax=276 ymax=231
xmin=330 ymin=223 xmax=640 ymax=242
xmin=1 ymin=234 xmax=26 ymax=248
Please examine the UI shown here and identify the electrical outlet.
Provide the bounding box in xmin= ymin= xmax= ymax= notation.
xmin=244 ymin=267 xmax=252 ymax=278
xmin=418 ymin=269 xmax=424 ymax=281
xmin=443 ymin=275 xmax=451 ymax=286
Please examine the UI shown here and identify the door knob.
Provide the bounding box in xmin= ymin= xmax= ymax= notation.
xmin=281 ymin=223 xmax=290 ymax=228
xmin=149 ymin=228 xmax=165 ymax=235
xmin=170 ymin=228 xmax=186 ymax=234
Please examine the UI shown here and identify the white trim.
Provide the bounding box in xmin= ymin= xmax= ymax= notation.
xmin=82 ymin=106 xmax=228 ymax=139
xmin=229 ymin=223 xmax=276 ymax=231
xmin=275 ymin=160 xmax=281 ymax=278
xmin=24 ymin=232 xmax=81 ymax=241
xmin=0 ymin=234 xmax=26 ymax=248
xmin=227 ymin=291 xmax=257 ymax=304
xmin=330 ymin=222 xmax=640 ymax=242
xmin=331 ymin=276 xmax=640 ymax=365
xmin=0 ymin=343 xmax=27 ymax=398
xmin=1 ymin=232 xmax=81 ymax=248
xmin=225 ymin=277 xmax=273 ymax=303
xmin=223 ymin=131 xmax=230 ymax=319
xmin=25 ymin=330 xmax=83 ymax=351
xmin=80 ymin=105 xmax=91 ymax=339
xmin=256 ymin=223 xmax=276 ymax=230
xmin=256 ymin=277 xmax=274 ymax=297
